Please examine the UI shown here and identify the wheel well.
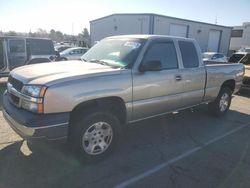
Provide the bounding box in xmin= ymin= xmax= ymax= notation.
xmin=69 ymin=97 xmax=127 ymax=125
xmin=221 ymin=80 xmax=235 ymax=92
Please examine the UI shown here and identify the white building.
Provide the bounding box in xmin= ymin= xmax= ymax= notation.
xmin=90 ymin=14 xmax=232 ymax=54
xmin=230 ymin=22 xmax=250 ymax=52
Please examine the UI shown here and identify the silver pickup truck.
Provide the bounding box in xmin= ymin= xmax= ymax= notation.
xmin=3 ymin=35 xmax=244 ymax=161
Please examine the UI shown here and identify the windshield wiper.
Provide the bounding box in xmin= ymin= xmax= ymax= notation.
xmin=88 ymin=59 xmax=121 ymax=68
xmin=88 ymin=59 xmax=110 ymax=66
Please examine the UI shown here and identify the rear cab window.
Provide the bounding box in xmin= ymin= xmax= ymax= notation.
xmin=178 ymin=41 xmax=199 ymax=68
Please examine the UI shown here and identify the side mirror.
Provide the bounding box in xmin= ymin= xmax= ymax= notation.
xmin=139 ymin=60 xmax=162 ymax=72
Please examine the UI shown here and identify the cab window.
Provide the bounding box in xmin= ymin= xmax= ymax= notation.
xmin=142 ymin=42 xmax=178 ymax=70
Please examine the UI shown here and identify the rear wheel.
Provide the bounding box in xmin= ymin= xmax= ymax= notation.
xmin=208 ymin=87 xmax=232 ymax=116
xmin=69 ymin=110 xmax=121 ymax=162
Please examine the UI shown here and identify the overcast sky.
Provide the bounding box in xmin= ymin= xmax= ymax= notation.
xmin=1 ymin=0 xmax=250 ymax=34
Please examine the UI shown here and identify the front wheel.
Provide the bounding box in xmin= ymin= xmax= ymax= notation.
xmin=69 ymin=110 xmax=121 ymax=162
xmin=208 ymin=87 xmax=232 ymax=116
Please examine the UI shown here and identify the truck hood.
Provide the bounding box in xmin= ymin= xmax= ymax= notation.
xmin=11 ymin=60 xmax=122 ymax=86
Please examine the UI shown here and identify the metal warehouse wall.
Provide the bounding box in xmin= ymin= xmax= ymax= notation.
xmin=153 ymin=15 xmax=231 ymax=54
xmin=90 ymin=14 xmax=150 ymax=44
xmin=230 ymin=23 xmax=250 ymax=51
xmin=90 ymin=14 xmax=232 ymax=54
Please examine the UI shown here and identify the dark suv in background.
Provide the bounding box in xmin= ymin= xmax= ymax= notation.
xmin=0 ymin=36 xmax=56 ymax=78
xmin=229 ymin=52 xmax=250 ymax=90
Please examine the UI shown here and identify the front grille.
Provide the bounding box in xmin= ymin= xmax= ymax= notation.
xmin=7 ymin=75 xmax=23 ymax=107
xmin=8 ymin=75 xmax=23 ymax=91
xmin=9 ymin=93 xmax=20 ymax=106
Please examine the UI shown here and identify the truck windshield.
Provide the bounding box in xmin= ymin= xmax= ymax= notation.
xmin=81 ymin=38 xmax=145 ymax=68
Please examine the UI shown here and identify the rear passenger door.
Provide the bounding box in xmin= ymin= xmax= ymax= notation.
xmin=177 ymin=40 xmax=206 ymax=107
xmin=132 ymin=40 xmax=184 ymax=121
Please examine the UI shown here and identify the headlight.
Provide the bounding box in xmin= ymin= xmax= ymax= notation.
xmin=22 ymin=85 xmax=46 ymax=97
xmin=21 ymin=85 xmax=47 ymax=113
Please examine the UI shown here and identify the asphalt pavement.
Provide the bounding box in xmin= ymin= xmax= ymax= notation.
xmin=0 ymin=89 xmax=250 ymax=188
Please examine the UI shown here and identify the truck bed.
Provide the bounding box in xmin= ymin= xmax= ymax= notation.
xmin=204 ymin=63 xmax=244 ymax=101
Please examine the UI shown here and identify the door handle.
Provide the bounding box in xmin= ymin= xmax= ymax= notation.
xmin=175 ymin=75 xmax=182 ymax=81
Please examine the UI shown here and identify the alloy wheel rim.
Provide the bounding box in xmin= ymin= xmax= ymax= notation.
xmin=82 ymin=122 xmax=113 ymax=155
xmin=219 ymin=93 xmax=229 ymax=112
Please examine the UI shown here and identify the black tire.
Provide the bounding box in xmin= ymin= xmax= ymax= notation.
xmin=208 ymin=87 xmax=232 ymax=117
xmin=69 ymin=110 xmax=121 ymax=162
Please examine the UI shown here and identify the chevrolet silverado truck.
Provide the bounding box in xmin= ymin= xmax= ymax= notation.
xmin=3 ymin=35 xmax=244 ymax=161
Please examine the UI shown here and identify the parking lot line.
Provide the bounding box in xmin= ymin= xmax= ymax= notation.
xmin=114 ymin=123 xmax=250 ymax=188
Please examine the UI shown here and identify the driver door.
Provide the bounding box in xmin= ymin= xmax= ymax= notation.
xmin=132 ymin=40 xmax=184 ymax=121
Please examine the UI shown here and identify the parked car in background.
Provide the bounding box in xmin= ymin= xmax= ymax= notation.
xmin=59 ymin=47 xmax=89 ymax=60
xmin=202 ymin=52 xmax=228 ymax=63
xmin=238 ymin=47 xmax=250 ymax=53
xmin=0 ymin=36 xmax=56 ymax=78
xmin=229 ymin=52 xmax=250 ymax=90
xmin=55 ymin=45 xmax=71 ymax=53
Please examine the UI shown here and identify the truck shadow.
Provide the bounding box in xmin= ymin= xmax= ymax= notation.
xmin=0 ymin=106 xmax=250 ymax=188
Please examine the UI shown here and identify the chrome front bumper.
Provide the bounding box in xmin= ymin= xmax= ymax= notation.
xmin=3 ymin=109 xmax=68 ymax=141
xmin=3 ymin=91 xmax=70 ymax=142
xmin=3 ymin=109 xmax=69 ymax=141
xmin=3 ymin=109 xmax=36 ymax=137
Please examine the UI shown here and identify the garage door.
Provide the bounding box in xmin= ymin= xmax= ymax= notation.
xmin=169 ymin=24 xmax=188 ymax=37
xmin=207 ymin=30 xmax=221 ymax=52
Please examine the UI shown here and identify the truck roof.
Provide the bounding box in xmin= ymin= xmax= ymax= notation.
xmin=106 ymin=34 xmax=196 ymax=42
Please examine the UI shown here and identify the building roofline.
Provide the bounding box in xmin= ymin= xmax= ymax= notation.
xmin=90 ymin=13 xmax=232 ymax=29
